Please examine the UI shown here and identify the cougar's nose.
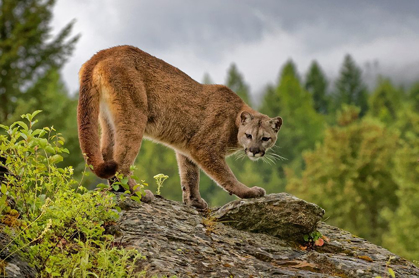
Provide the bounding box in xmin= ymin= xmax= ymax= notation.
xmin=249 ymin=147 xmax=265 ymax=157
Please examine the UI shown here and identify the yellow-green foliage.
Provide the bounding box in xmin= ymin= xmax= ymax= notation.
xmin=0 ymin=111 xmax=145 ymax=277
xmin=287 ymin=106 xmax=399 ymax=245
xmin=381 ymin=108 xmax=419 ymax=263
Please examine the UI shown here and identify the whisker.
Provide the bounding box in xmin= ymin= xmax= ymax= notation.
xmin=234 ymin=152 xmax=246 ymax=161
xmin=264 ymin=155 xmax=276 ymax=165
xmin=265 ymin=151 xmax=288 ymax=161
xmin=265 ymin=154 xmax=279 ymax=162
xmin=262 ymin=156 xmax=274 ymax=165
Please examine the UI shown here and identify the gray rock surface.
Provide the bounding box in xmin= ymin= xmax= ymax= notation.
xmin=116 ymin=194 xmax=419 ymax=277
xmin=212 ymin=193 xmax=325 ymax=240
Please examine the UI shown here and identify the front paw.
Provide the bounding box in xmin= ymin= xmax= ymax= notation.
xmin=242 ymin=186 xmax=266 ymax=198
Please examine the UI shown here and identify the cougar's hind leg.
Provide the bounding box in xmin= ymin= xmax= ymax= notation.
xmin=112 ymin=109 xmax=154 ymax=202
xmin=104 ymin=72 xmax=154 ymax=202
xmin=176 ymin=152 xmax=208 ymax=210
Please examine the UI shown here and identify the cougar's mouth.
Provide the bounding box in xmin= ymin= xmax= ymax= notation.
xmin=244 ymin=148 xmax=265 ymax=161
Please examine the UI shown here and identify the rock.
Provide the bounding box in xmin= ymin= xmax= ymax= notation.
xmin=0 ymin=225 xmax=37 ymax=278
xmin=116 ymin=194 xmax=419 ymax=277
xmin=211 ymin=193 xmax=325 ymax=240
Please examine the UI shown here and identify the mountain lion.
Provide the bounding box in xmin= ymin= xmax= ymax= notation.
xmin=77 ymin=45 xmax=282 ymax=209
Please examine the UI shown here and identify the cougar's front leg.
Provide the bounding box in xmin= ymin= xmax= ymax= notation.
xmin=176 ymin=152 xmax=208 ymax=210
xmin=192 ymin=151 xmax=265 ymax=199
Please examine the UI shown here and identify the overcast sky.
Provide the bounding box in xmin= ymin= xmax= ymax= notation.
xmin=52 ymin=0 xmax=419 ymax=102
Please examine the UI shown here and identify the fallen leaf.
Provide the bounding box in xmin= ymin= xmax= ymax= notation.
xmin=358 ymin=255 xmax=373 ymax=262
xmin=322 ymin=235 xmax=331 ymax=242
xmin=223 ymin=263 xmax=232 ymax=267
xmin=315 ymin=238 xmax=324 ymax=246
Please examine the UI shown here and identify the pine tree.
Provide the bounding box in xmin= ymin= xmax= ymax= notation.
xmin=225 ymin=63 xmax=252 ymax=107
xmin=333 ymin=55 xmax=368 ymax=116
xmin=202 ymin=73 xmax=213 ymax=84
xmin=273 ymin=61 xmax=324 ymax=164
xmin=369 ymin=78 xmax=402 ymax=124
xmin=258 ymin=61 xmax=325 ymax=194
xmin=0 ymin=0 xmax=79 ymax=121
xmin=279 ymin=59 xmax=299 ymax=83
xmin=305 ymin=61 xmax=329 ymax=114
xmin=259 ymin=84 xmax=279 ymax=117
xmin=408 ymin=82 xmax=419 ymax=112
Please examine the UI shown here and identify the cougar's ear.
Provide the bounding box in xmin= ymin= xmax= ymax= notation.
xmin=269 ymin=117 xmax=283 ymax=133
xmin=240 ymin=111 xmax=254 ymax=125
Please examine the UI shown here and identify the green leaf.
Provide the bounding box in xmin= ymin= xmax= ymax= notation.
xmin=96 ymin=183 xmax=108 ymax=189
xmin=130 ymin=196 xmax=141 ymax=203
xmin=12 ymin=121 xmax=28 ymax=131
xmin=388 ymin=268 xmax=395 ymax=278
xmin=30 ymin=110 xmax=42 ymax=121
xmin=132 ymin=184 xmax=142 ymax=192
xmin=45 ymin=146 xmax=55 ymax=154
xmin=38 ymin=138 xmax=48 ymax=148
xmin=1 ymin=184 xmax=7 ymax=194
xmin=20 ymin=133 xmax=28 ymax=140
xmin=31 ymin=129 xmax=42 ymax=136
xmin=121 ymin=177 xmax=128 ymax=184
xmin=49 ymin=154 xmax=63 ymax=164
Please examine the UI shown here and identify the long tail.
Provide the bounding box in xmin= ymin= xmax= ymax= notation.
xmin=77 ymin=60 xmax=117 ymax=179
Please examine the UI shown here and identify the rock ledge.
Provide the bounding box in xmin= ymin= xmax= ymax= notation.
xmin=117 ymin=194 xmax=419 ymax=277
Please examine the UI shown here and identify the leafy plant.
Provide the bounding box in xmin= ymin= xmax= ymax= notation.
xmin=97 ymin=168 xmax=147 ymax=204
xmin=154 ymin=173 xmax=169 ymax=195
xmin=0 ymin=111 xmax=145 ymax=277
xmin=301 ymin=230 xmax=325 ymax=250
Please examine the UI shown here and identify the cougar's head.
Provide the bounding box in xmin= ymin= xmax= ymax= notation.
xmin=237 ymin=111 xmax=282 ymax=161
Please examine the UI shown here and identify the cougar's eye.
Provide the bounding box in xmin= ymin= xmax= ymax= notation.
xmin=245 ymin=133 xmax=252 ymax=140
xmin=262 ymin=137 xmax=271 ymax=142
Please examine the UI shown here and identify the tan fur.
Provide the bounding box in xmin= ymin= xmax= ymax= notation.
xmin=77 ymin=45 xmax=282 ymax=208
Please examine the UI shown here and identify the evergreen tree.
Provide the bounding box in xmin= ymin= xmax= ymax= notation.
xmin=369 ymin=78 xmax=401 ymax=124
xmin=225 ymin=63 xmax=252 ymax=107
xmin=408 ymin=82 xmax=419 ymax=112
xmin=287 ymin=106 xmax=399 ymax=244
xmin=259 ymin=84 xmax=279 ymax=117
xmin=333 ymin=55 xmax=368 ymax=116
xmin=202 ymin=73 xmax=213 ymax=84
xmin=0 ymin=0 xmax=79 ymax=121
xmin=305 ymin=61 xmax=329 ymax=114
xmin=258 ymin=61 xmax=325 ymax=195
xmin=273 ymin=61 xmax=324 ymax=165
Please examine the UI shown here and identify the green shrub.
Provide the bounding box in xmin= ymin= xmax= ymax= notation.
xmin=0 ymin=111 xmax=145 ymax=277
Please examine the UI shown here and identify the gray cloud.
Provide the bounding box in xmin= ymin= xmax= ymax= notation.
xmin=52 ymin=0 xmax=419 ymax=97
